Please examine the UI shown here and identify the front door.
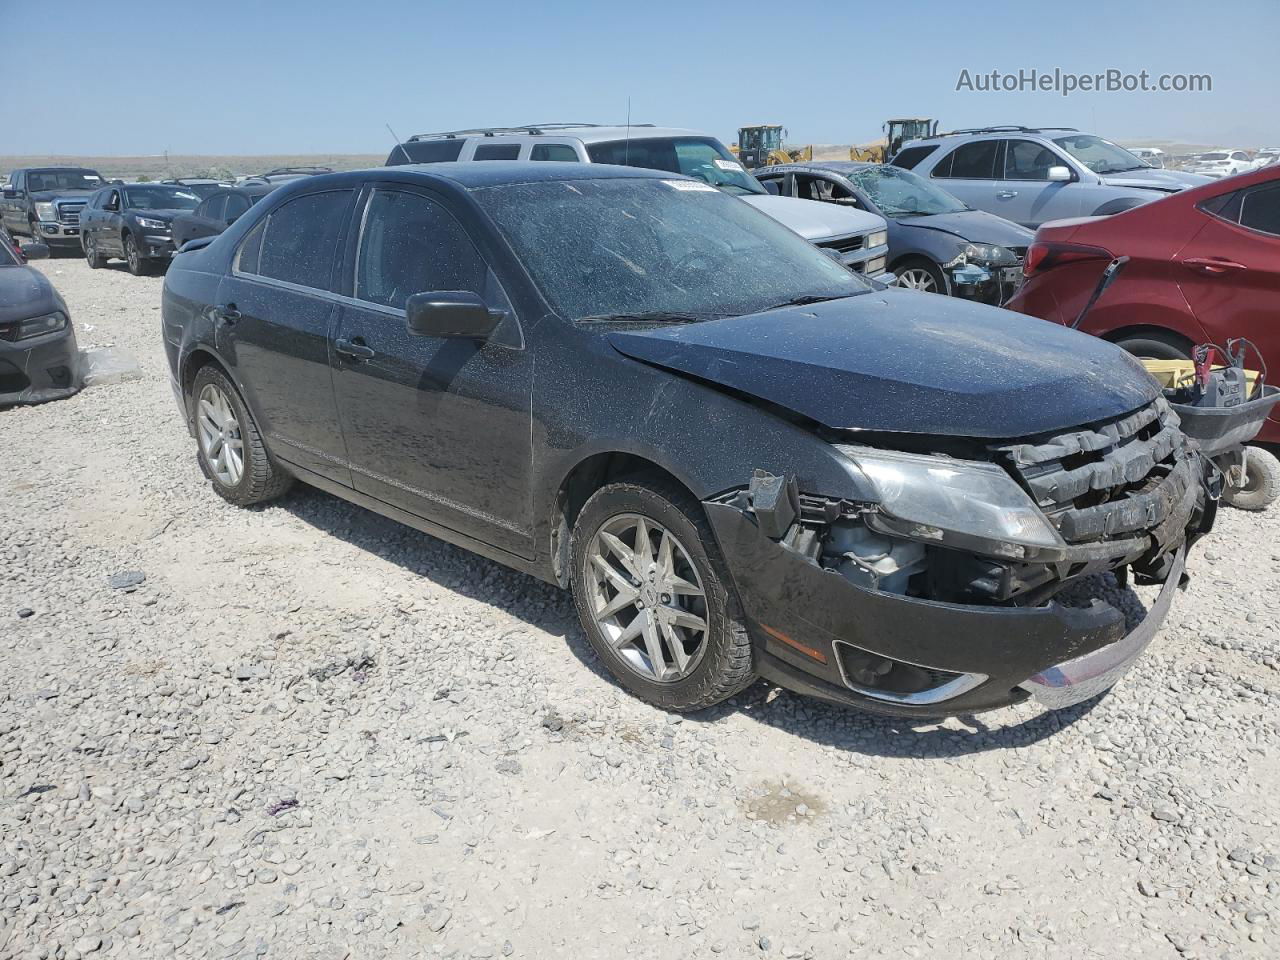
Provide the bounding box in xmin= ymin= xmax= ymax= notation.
xmin=218 ymin=188 xmax=357 ymax=485
xmin=331 ymin=185 xmax=535 ymax=557
xmin=998 ymin=139 xmax=1078 ymax=227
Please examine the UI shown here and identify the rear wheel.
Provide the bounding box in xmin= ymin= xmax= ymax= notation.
xmin=190 ymin=365 xmax=293 ymax=506
xmin=570 ymin=479 xmax=755 ymax=712
xmin=1114 ymin=331 xmax=1192 ymax=361
xmin=1223 ymin=446 xmax=1280 ymax=512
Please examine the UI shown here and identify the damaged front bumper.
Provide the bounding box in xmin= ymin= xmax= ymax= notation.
xmin=0 ymin=323 xmax=82 ymax=406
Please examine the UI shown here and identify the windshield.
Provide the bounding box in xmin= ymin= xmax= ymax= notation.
xmin=27 ymin=169 xmax=103 ymax=192
xmin=475 ymin=177 xmax=867 ymax=321
xmin=175 ymin=182 xmax=223 ymax=199
xmin=843 ymin=165 xmax=969 ymax=216
xmin=586 ymin=137 xmax=766 ymax=196
xmin=122 ymin=186 xmax=201 ymax=210
xmin=1051 ymin=135 xmax=1147 ymax=175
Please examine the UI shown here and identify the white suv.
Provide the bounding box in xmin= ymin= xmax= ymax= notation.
xmin=387 ymin=124 xmax=891 ymax=280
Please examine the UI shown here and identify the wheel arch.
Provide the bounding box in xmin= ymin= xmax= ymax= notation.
xmin=1090 ymin=196 xmax=1148 ymax=217
xmin=1101 ymin=324 xmax=1196 ymax=356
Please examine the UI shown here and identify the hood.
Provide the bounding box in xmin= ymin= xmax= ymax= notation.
xmin=0 ymin=265 xmax=62 ymax=324
xmin=1099 ymin=168 xmax=1209 ymax=192
xmin=741 ymin=194 xmax=886 ymax=242
xmin=896 ymin=210 xmax=1034 ymax=248
xmin=607 ymin=290 xmax=1158 ymax=439
xmin=29 ymin=189 xmax=94 ymax=204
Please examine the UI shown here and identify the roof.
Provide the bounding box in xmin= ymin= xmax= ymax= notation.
xmin=406 ymin=124 xmax=711 ymax=146
xmin=277 ymin=161 xmax=684 ymax=192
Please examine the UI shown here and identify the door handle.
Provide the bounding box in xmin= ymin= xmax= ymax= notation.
xmin=335 ymin=337 xmax=375 ymax=361
xmin=996 ymin=190 xmax=1018 ymax=199
xmin=214 ymin=303 xmax=241 ymax=324
xmin=1182 ymin=257 xmax=1247 ymax=275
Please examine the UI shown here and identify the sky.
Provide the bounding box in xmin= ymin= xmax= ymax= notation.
xmin=5 ymin=0 xmax=1277 ymax=156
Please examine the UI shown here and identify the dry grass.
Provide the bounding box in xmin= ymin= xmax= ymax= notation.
xmin=0 ymin=153 xmax=385 ymax=182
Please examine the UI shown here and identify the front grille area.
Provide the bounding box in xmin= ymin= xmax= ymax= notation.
xmin=818 ymin=234 xmax=866 ymax=255
xmin=994 ymin=398 xmax=1191 ymax=544
xmin=57 ymin=203 xmax=84 ymax=225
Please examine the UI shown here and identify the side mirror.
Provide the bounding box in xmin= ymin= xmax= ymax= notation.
xmin=762 ymin=180 xmax=781 ymax=195
xmin=19 ymin=241 xmax=50 ymax=260
xmin=406 ymin=291 xmax=501 ymax=339
xmin=1047 ymin=165 xmax=1072 ymax=182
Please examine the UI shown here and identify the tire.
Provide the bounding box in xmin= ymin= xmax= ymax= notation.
xmin=569 ymin=479 xmax=755 ymax=712
xmin=124 ymin=233 xmax=147 ymax=276
xmin=1114 ymin=332 xmax=1192 ymax=361
xmin=189 ymin=364 xmax=293 ymax=506
xmin=894 ymin=257 xmax=949 ymax=296
xmin=1223 ymin=446 xmax=1280 ymax=512
xmin=83 ymin=233 xmax=106 ymax=269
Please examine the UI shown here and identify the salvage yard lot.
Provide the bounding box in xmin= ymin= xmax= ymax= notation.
xmin=2 ymin=258 xmax=1279 ymax=958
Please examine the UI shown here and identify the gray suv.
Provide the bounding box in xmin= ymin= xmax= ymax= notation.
xmin=387 ymin=124 xmax=892 ymax=280
xmin=892 ymin=126 xmax=1209 ymax=227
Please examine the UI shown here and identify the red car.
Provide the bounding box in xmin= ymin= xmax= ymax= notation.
xmin=1008 ymin=165 xmax=1280 ymax=446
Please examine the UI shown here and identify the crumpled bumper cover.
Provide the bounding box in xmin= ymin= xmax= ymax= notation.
xmin=704 ymin=500 xmax=1189 ymax=717
xmin=0 ymin=325 xmax=82 ymax=406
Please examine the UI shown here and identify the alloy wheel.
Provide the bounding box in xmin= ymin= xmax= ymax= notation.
xmin=586 ymin=514 xmax=709 ymax=683
xmin=84 ymin=235 xmax=96 ymax=265
xmin=126 ymin=236 xmax=140 ymax=273
xmin=896 ymin=267 xmax=938 ymax=292
xmin=196 ymin=383 xmax=245 ymax=487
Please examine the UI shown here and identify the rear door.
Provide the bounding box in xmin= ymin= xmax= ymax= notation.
xmin=928 ymin=139 xmax=1003 ymax=215
xmin=1176 ymin=181 xmax=1280 ymax=437
xmin=216 ymin=188 xmax=357 ymax=485
xmin=330 ymin=184 xmax=535 ymax=556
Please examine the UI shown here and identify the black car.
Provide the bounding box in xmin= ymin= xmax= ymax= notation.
xmin=756 ymin=162 xmax=1034 ymax=304
xmin=79 ymin=183 xmax=202 ymax=275
xmin=0 ymin=230 xmax=80 ymax=405
xmin=171 ymin=183 xmax=275 ymax=250
xmin=162 ymin=163 xmax=1213 ymax=718
xmin=0 ymin=166 xmax=105 ymax=251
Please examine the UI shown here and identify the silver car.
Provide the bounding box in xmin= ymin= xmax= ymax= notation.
xmin=892 ymin=126 xmax=1208 ymax=227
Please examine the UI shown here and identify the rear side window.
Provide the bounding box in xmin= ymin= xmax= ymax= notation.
xmin=530 ymin=143 xmax=579 ymax=162
xmin=354 ymin=189 xmax=486 ymax=309
xmin=890 ymin=145 xmax=938 ymax=170
xmin=386 ymin=140 xmax=465 ymax=165
xmin=1240 ymin=183 xmax=1280 ymax=236
xmin=1198 ymin=190 xmax=1242 ymax=221
xmin=937 ymin=140 xmax=999 ymax=179
xmin=245 ymin=190 xmax=353 ymax=290
xmin=473 ymin=143 xmax=521 ymax=161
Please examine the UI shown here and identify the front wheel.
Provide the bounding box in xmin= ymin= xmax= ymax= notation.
xmin=894 ymin=258 xmax=948 ymax=295
xmin=124 ymin=233 xmax=147 ymax=276
xmin=570 ymin=479 xmax=755 ymax=711
xmin=84 ymin=233 xmax=106 ymax=269
xmin=190 ymin=365 xmax=293 ymax=506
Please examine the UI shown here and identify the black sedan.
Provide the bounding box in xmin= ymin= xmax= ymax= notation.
xmin=170 ymin=183 xmax=275 ymax=251
xmin=162 ymin=163 xmax=1212 ymax=718
xmin=0 ymin=230 xmax=80 ymax=405
xmin=756 ymin=162 xmax=1034 ymax=304
xmin=79 ymin=183 xmax=202 ymax=275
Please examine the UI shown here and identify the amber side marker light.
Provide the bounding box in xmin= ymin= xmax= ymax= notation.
xmin=761 ymin=624 xmax=827 ymax=664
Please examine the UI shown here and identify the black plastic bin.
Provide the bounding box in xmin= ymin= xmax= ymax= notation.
xmin=1170 ymin=385 xmax=1280 ymax=457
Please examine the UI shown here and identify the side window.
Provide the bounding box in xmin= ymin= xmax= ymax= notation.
xmin=223 ymin=194 xmax=250 ymax=221
xmin=1239 ymin=183 xmax=1280 ymax=236
xmin=201 ymin=195 xmax=227 ymax=221
xmin=1232 ymin=152 xmax=1250 ymax=162
xmin=795 ymin=175 xmax=855 ymax=203
xmin=530 ymin=143 xmax=579 ymax=162
xmin=473 ymin=143 xmax=521 ymax=161
xmin=890 ymin=145 xmax=938 ymax=171
xmin=1199 ymin=190 xmax=1243 ymax=223
xmin=105 ymin=189 xmax=120 ymax=209
xmin=936 ymin=140 xmax=999 ymax=179
xmin=354 ymin=189 xmax=487 ymax=310
xmin=1003 ymin=139 xmax=1062 ymax=180
xmin=236 ymin=218 xmax=266 ymax=274
xmin=252 ymin=190 xmax=353 ymax=290
xmin=387 ymin=140 xmax=465 ymax=165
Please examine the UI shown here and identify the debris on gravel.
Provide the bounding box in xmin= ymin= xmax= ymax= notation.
xmin=2 ymin=258 xmax=1278 ymax=958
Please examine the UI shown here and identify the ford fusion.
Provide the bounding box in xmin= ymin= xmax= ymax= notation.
xmin=161 ymin=163 xmax=1215 ymax=716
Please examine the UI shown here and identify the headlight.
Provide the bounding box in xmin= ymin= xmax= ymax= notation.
xmin=136 ymin=217 xmax=169 ymax=230
xmin=35 ymin=202 xmax=58 ymax=221
xmin=866 ymin=230 xmax=888 ymax=250
xmin=837 ymin=445 xmax=1065 ymax=557
xmin=963 ymin=243 xmax=1017 ymax=266
xmin=1 ymin=311 xmax=67 ymax=342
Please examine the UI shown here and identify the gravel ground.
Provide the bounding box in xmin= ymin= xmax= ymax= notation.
xmin=2 ymin=256 xmax=1278 ymax=960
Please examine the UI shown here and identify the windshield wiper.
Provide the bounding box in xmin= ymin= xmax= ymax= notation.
xmin=760 ymin=294 xmax=847 ymax=311
xmin=580 ymin=311 xmax=708 ymax=324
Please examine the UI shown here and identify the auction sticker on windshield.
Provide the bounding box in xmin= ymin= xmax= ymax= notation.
xmin=714 ymin=159 xmax=745 ymax=171
xmin=662 ymin=180 xmax=717 ymax=192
